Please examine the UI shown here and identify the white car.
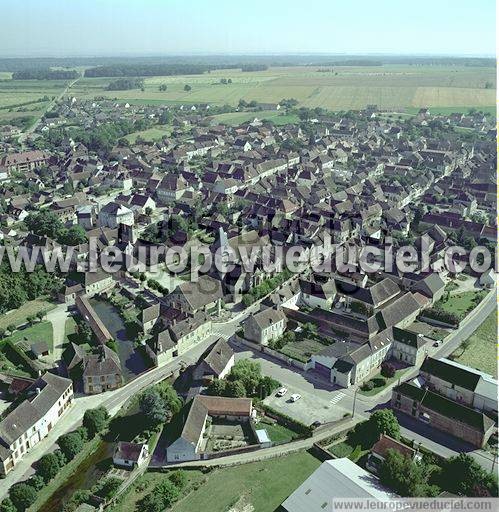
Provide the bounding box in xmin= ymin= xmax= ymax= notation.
xmin=276 ymin=387 xmax=288 ymax=397
xmin=290 ymin=393 xmax=301 ymax=402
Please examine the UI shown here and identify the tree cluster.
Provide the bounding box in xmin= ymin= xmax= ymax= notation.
xmin=106 ymin=78 xmax=144 ymax=91
xmin=207 ymin=359 xmax=280 ymax=399
xmin=0 ymin=260 xmax=61 ymax=315
xmin=25 ymin=209 xmax=87 ymax=246
xmin=139 ymin=471 xmax=187 ymax=512
xmin=139 ymin=381 xmax=182 ymax=425
xmin=12 ymin=69 xmax=79 ymax=80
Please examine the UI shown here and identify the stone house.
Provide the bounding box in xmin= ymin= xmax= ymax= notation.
xmin=419 ymin=357 xmax=498 ymax=414
xmin=243 ymin=308 xmax=287 ymax=345
xmin=0 ymin=373 xmax=73 ymax=475
xmin=392 ymin=382 xmax=495 ymax=448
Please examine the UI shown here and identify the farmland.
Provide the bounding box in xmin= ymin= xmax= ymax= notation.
xmin=0 ymin=77 xmax=69 ymax=125
xmin=0 ymin=64 xmax=494 ymax=129
xmin=60 ymin=65 xmax=495 ymax=112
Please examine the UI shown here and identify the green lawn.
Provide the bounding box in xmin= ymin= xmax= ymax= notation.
xmin=450 ymin=311 xmax=497 ymax=377
xmin=124 ymin=124 xmax=172 ymax=143
xmin=3 ymin=321 xmax=54 ymax=351
xmin=0 ymin=299 xmax=55 ymax=330
xmin=328 ymin=440 xmax=368 ymax=463
xmin=172 ymin=451 xmax=321 ymax=512
xmin=257 ymin=419 xmax=300 ymax=444
xmin=110 ymin=451 xmax=321 ymax=512
xmin=436 ymin=291 xmax=486 ymax=320
xmin=358 ymin=368 xmax=408 ymax=396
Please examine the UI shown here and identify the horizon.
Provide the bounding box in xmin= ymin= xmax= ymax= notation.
xmin=0 ymin=0 xmax=495 ymax=58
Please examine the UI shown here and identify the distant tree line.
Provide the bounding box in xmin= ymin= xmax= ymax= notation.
xmin=12 ymin=68 xmax=79 ymax=80
xmin=84 ymin=63 xmax=240 ymax=77
xmin=241 ymin=64 xmax=268 ymax=72
xmin=106 ymin=77 xmax=144 ymax=90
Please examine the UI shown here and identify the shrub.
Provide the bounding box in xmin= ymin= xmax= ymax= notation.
xmin=372 ymin=377 xmax=387 ymax=388
xmin=9 ymin=483 xmax=37 ymax=512
xmin=381 ymin=362 xmax=396 ymax=378
xmin=83 ymin=407 xmax=110 ymax=438
xmin=423 ymin=307 xmax=459 ymax=326
xmin=26 ymin=475 xmax=45 ymax=491
xmin=58 ymin=430 xmax=85 ymax=461
xmin=0 ymin=498 xmax=17 ymax=512
xmin=37 ymin=452 xmax=62 ymax=483
xmin=168 ymin=470 xmax=187 ymax=489
xmin=361 ymin=381 xmax=375 ymax=391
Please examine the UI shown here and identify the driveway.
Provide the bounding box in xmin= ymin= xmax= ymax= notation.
xmin=45 ymin=304 xmax=71 ymax=364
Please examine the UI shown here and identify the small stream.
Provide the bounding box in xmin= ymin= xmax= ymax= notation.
xmin=40 ymin=441 xmax=113 ymax=512
xmin=90 ymin=298 xmax=148 ymax=382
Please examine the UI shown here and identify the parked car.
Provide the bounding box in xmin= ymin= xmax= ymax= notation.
xmin=290 ymin=393 xmax=301 ymax=402
xmin=312 ymin=420 xmax=322 ymax=428
xmin=276 ymin=387 xmax=288 ymax=397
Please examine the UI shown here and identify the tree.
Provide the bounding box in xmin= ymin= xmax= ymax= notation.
xmin=37 ymin=452 xmax=62 ymax=483
xmin=381 ymin=362 xmax=396 ymax=378
xmin=26 ymin=475 xmax=44 ymax=491
xmin=228 ymin=359 xmax=262 ymax=396
xmin=155 ymin=382 xmax=182 ymax=416
xmin=154 ymin=480 xmax=181 ymax=508
xmin=258 ymin=376 xmax=280 ymax=399
xmin=440 ymin=453 xmax=498 ymax=497
xmin=140 ymin=480 xmax=180 ymax=512
xmin=183 ymin=84 xmax=192 ymax=91
xmin=159 ymin=84 xmax=168 ymax=91
xmin=0 ymin=498 xmax=16 ymax=512
xmin=9 ymin=483 xmax=37 ymax=512
xmin=140 ymin=388 xmax=168 ymax=424
xmin=369 ymin=409 xmax=400 ymax=440
xmin=58 ymin=431 xmax=85 ymax=461
xmin=207 ymin=378 xmax=226 ymax=396
xmin=225 ymin=380 xmax=246 ymax=398
xmin=94 ymin=477 xmax=123 ymax=500
xmin=378 ymin=449 xmax=439 ymax=497
xmin=83 ymin=407 xmax=110 ymax=438
xmin=168 ymin=470 xmax=187 ymax=489
xmin=302 ymin=322 xmax=319 ymax=338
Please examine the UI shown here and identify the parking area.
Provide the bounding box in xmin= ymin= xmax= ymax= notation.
xmin=264 ymin=387 xmax=348 ymax=425
xmin=232 ymin=344 xmax=352 ymax=425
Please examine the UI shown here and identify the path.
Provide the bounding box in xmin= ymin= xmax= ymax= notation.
xmin=45 ymin=304 xmax=71 ymax=364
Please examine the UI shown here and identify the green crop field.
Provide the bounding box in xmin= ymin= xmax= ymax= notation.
xmin=61 ymin=65 xmax=495 ymax=112
xmin=0 ymin=78 xmax=69 ymax=124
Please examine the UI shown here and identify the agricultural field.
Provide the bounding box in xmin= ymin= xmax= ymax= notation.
xmin=450 ymin=311 xmax=497 ymax=377
xmin=61 ymin=65 xmax=496 ymax=112
xmin=0 ymin=77 xmax=69 ymax=124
